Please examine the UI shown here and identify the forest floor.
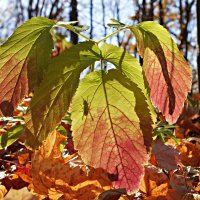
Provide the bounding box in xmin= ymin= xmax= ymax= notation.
xmin=0 ymin=94 xmax=200 ymax=200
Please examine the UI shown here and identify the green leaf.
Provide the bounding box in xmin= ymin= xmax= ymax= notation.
xmin=71 ymin=69 xmax=152 ymax=194
xmin=0 ymin=17 xmax=55 ymax=116
xmin=107 ymin=24 xmax=125 ymax=28
xmin=56 ymin=21 xmax=89 ymax=33
xmin=110 ymin=18 xmax=122 ymax=24
xmin=25 ymin=41 xmax=101 ymax=149
xmin=129 ymin=22 xmax=192 ymax=123
xmin=101 ymin=43 xmax=156 ymax=144
xmin=107 ymin=19 xmax=125 ymax=29
xmin=0 ymin=125 xmax=24 ymax=149
xmin=73 ymin=25 xmax=90 ymax=32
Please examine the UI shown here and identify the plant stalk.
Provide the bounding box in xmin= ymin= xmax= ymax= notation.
xmin=97 ymin=27 xmax=126 ymax=44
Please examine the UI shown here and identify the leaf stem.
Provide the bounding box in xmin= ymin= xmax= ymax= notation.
xmin=97 ymin=27 xmax=126 ymax=44
xmin=75 ymin=31 xmax=94 ymax=42
xmin=100 ymin=59 xmax=103 ymax=70
xmin=90 ymin=63 xmax=95 ymax=72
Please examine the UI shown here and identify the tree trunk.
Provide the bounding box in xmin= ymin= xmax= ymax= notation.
xmin=197 ymin=0 xmax=200 ymax=92
xmin=115 ymin=0 xmax=120 ymax=46
xmin=101 ymin=0 xmax=107 ymax=37
xmin=70 ymin=0 xmax=78 ymax=44
xmin=89 ymin=0 xmax=93 ymax=39
xmin=159 ymin=0 xmax=164 ymax=25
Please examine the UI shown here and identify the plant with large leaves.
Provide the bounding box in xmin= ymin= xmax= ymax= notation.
xmin=0 ymin=17 xmax=192 ymax=194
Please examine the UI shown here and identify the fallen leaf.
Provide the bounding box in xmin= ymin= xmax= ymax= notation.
xmin=2 ymin=174 xmax=29 ymax=190
xmin=0 ymin=185 xmax=7 ymax=199
xmin=169 ymin=169 xmax=193 ymax=197
xmin=139 ymin=165 xmax=169 ymax=197
xmin=152 ymin=141 xmax=180 ymax=171
xmin=3 ymin=187 xmax=38 ymax=200
xmin=181 ymin=193 xmax=200 ymax=200
xmin=17 ymin=152 xmax=30 ymax=165
xmin=15 ymin=163 xmax=32 ymax=184
xmin=165 ymin=189 xmax=182 ymax=200
xmin=31 ymin=130 xmax=112 ymax=200
xmin=176 ymin=141 xmax=200 ymax=167
xmin=97 ymin=188 xmax=126 ymax=200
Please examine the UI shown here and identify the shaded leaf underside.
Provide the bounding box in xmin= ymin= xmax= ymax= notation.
xmin=130 ymin=22 xmax=192 ymax=123
xmin=0 ymin=17 xmax=55 ymax=116
xmin=71 ymin=70 xmax=152 ymax=194
xmin=25 ymin=41 xmax=101 ymax=148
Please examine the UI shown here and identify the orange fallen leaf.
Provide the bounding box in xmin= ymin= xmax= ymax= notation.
xmin=176 ymin=141 xmax=200 ymax=167
xmin=17 ymin=152 xmax=30 ymax=165
xmin=139 ymin=165 xmax=169 ymax=197
xmin=15 ymin=163 xmax=32 ymax=184
xmin=31 ymin=130 xmax=113 ymax=200
xmin=0 ymin=185 xmax=7 ymax=199
xmin=3 ymin=187 xmax=38 ymax=200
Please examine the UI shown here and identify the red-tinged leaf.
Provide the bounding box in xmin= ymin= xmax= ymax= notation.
xmin=101 ymin=43 xmax=157 ymax=141
xmin=0 ymin=17 xmax=55 ymax=116
xmin=130 ymin=22 xmax=192 ymax=123
xmin=71 ymin=69 xmax=153 ymax=194
xmin=143 ymin=47 xmax=191 ymax=124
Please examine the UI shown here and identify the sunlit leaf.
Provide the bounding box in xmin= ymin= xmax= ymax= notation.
xmin=25 ymin=41 xmax=101 ymax=149
xmin=0 ymin=17 xmax=55 ymax=116
xmin=71 ymin=69 xmax=152 ymax=194
xmin=101 ymin=43 xmax=156 ymax=146
xmin=130 ymin=21 xmax=192 ymax=123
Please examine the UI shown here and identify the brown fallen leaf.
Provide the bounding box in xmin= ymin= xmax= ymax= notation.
xmin=97 ymin=188 xmax=126 ymax=200
xmin=3 ymin=187 xmax=38 ymax=200
xmin=169 ymin=169 xmax=193 ymax=198
xmin=165 ymin=188 xmax=182 ymax=200
xmin=139 ymin=165 xmax=169 ymax=197
xmin=176 ymin=141 xmax=200 ymax=167
xmin=31 ymin=130 xmax=113 ymax=200
xmin=152 ymin=141 xmax=180 ymax=171
xmin=2 ymin=173 xmax=29 ymax=190
xmin=181 ymin=193 xmax=200 ymax=200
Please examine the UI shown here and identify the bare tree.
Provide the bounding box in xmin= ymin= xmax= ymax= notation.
xmin=69 ymin=0 xmax=78 ymax=44
xmin=101 ymin=0 xmax=107 ymax=37
xmin=197 ymin=0 xmax=200 ymax=92
xmin=159 ymin=0 xmax=164 ymax=25
xmin=89 ymin=0 xmax=93 ymax=39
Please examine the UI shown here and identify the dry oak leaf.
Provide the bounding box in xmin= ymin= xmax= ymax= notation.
xmin=31 ymin=130 xmax=112 ymax=200
xmin=0 ymin=185 xmax=7 ymax=199
xmin=165 ymin=189 xmax=182 ymax=200
xmin=3 ymin=187 xmax=38 ymax=200
xmin=152 ymin=141 xmax=180 ymax=171
xmin=2 ymin=173 xmax=29 ymax=191
xmin=176 ymin=141 xmax=200 ymax=167
xmin=181 ymin=193 xmax=200 ymax=200
xmin=139 ymin=165 xmax=169 ymax=197
xmin=169 ymin=170 xmax=193 ymax=197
